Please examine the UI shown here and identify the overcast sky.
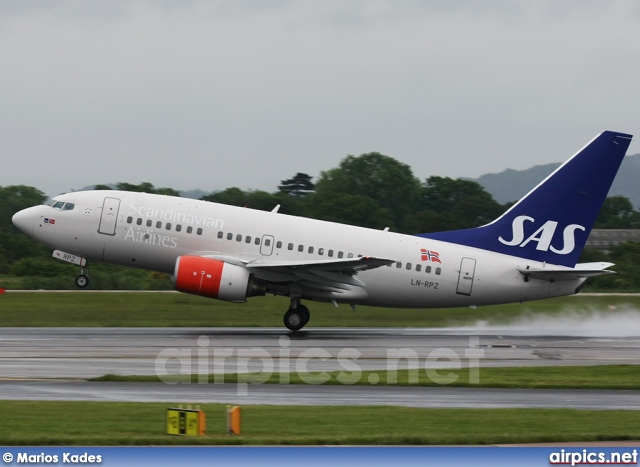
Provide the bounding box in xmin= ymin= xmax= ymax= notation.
xmin=1 ymin=0 xmax=639 ymax=197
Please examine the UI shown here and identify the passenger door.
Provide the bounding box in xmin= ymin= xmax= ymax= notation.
xmin=98 ymin=197 xmax=121 ymax=235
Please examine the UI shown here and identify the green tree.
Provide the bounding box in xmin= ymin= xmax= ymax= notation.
xmin=594 ymin=196 xmax=640 ymax=229
xmin=201 ymin=188 xmax=281 ymax=212
xmin=313 ymin=153 xmax=421 ymax=230
xmin=0 ymin=186 xmax=48 ymax=268
xmin=305 ymin=193 xmax=395 ymax=230
xmin=278 ymin=173 xmax=315 ymax=197
xmin=418 ymin=177 xmax=504 ymax=230
xmin=580 ymin=242 xmax=640 ymax=291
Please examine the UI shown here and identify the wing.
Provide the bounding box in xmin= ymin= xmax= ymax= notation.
xmin=203 ymin=254 xmax=395 ymax=293
xmin=518 ymin=262 xmax=615 ymax=282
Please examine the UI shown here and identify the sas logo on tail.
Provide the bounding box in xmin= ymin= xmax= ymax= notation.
xmin=420 ymin=249 xmax=441 ymax=263
xmin=498 ymin=215 xmax=585 ymax=255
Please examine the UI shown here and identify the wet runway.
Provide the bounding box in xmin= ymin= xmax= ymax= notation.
xmin=0 ymin=327 xmax=638 ymax=408
xmin=1 ymin=327 xmax=639 ymax=378
xmin=1 ymin=380 xmax=640 ymax=410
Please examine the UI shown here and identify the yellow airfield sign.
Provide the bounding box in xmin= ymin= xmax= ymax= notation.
xmin=166 ymin=407 xmax=206 ymax=436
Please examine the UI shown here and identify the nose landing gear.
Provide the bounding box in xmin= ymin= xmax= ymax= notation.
xmin=283 ymin=299 xmax=310 ymax=331
xmin=75 ymin=264 xmax=89 ymax=288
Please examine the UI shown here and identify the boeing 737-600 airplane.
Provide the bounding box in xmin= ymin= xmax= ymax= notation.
xmin=12 ymin=131 xmax=633 ymax=330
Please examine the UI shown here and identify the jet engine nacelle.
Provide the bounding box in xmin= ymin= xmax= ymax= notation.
xmin=173 ymin=256 xmax=265 ymax=302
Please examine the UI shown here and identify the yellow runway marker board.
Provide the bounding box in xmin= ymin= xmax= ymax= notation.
xmin=166 ymin=407 xmax=205 ymax=436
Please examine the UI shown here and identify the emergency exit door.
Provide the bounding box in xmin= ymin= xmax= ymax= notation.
xmin=456 ymin=257 xmax=476 ymax=296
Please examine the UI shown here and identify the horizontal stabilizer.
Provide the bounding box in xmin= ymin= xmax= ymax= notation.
xmin=518 ymin=262 xmax=615 ymax=282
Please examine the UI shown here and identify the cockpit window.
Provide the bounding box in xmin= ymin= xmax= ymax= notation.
xmin=44 ymin=198 xmax=75 ymax=211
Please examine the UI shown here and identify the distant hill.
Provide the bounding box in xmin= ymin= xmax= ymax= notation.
xmin=468 ymin=153 xmax=640 ymax=208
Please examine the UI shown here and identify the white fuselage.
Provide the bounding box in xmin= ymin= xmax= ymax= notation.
xmin=14 ymin=190 xmax=583 ymax=308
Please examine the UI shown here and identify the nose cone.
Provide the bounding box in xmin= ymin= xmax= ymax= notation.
xmin=12 ymin=207 xmax=37 ymax=236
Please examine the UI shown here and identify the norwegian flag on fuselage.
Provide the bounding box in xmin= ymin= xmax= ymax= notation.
xmin=420 ymin=249 xmax=441 ymax=263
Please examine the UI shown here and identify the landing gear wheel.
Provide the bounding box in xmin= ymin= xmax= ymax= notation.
xmin=284 ymin=308 xmax=305 ymax=331
xmin=75 ymin=274 xmax=89 ymax=288
xmin=298 ymin=305 xmax=310 ymax=326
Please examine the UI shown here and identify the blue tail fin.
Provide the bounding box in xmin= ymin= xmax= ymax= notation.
xmin=418 ymin=131 xmax=633 ymax=267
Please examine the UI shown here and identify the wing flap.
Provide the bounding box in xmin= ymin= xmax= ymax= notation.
xmin=247 ymin=256 xmax=395 ymax=290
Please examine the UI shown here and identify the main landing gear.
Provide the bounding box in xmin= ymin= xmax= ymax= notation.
xmin=75 ymin=264 xmax=89 ymax=288
xmin=283 ymin=299 xmax=310 ymax=331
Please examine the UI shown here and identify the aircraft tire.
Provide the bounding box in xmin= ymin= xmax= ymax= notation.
xmin=298 ymin=305 xmax=310 ymax=326
xmin=75 ymin=274 xmax=89 ymax=288
xmin=284 ymin=308 xmax=305 ymax=331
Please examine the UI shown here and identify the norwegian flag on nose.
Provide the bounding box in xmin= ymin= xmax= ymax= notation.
xmin=420 ymin=249 xmax=441 ymax=263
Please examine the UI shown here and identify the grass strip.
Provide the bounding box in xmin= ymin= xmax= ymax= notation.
xmin=0 ymin=401 xmax=639 ymax=445
xmin=1 ymin=292 xmax=639 ymax=327
xmin=92 ymin=364 xmax=640 ymax=390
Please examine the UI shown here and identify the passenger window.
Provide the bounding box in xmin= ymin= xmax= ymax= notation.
xmin=217 ymin=231 xmax=222 ymax=238
xmin=176 ymin=225 xmax=182 ymax=232
xmin=416 ymin=264 xmax=422 ymax=272
xmin=146 ymin=219 xmax=152 ymax=227
xmin=318 ymin=248 xmax=324 ymax=255
xmin=156 ymin=221 xmax=162 ymax=229
xmin=166 ymin=223 xmax=172 ymax=230
xmin=328 ymin=250 xmax=334 ymax=257
xmin=338 ymin=251 xmax=344 ymax=258
xmin=197 ymin=228 xmax=203 ymax=235
xmin=136 ymin=218 xmax=143 ymax=226
xmin=308 ymin=246 xmax=314 ymax=254
xmin=188 ymin=227 xmax=194 ymax=234
xmin=236 ymin=234 xmax=242 ymax=242
xmin=265 ymin=239 xmax=271 ymax=246
xmin=227 ymin=233 xmax=233 ymax=240
xmin=288 ymin=243 xmax=294 ymax=250
xmin=396 ymin=262 xmax=402 ymax=268
xmin=127 ymin=216 xmax=133 ymax=224
xmin=436 ymin=268 xmax=442 ymax=275
xmin=245 ymin=236 xmax=252 ymax=243
xmin=426 ymin=266 xmax=432 ymax=273
xmin=348 ymin=253 xmax=353 ymax=258
xmin=406 ymin=263 xmax=412 ymax=270
xmin=255 ymin=238 xmax=260 ymax=245
xmin=276 ymin=241 xmax=282 ymax=248
xmin=298 ymin=245 xmax=304 ymax=252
